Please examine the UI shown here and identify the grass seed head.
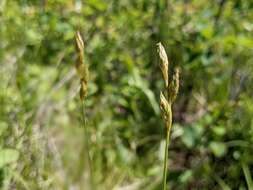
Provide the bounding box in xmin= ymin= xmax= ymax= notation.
xmin=75 ymin=31 xmax=84 ymax=50
xmin=168 ymin=67 xmax=179 ymax=103
xmin=80 ymin=78 xmax=88 ymax=100
xmin=160 ymin=91 xmax=172 ymax=129
xmin=157 ymin=42 xmax=180 ymax=131
xmin=75 ymin=31 xmax=89 ymax=100
xmin=157 ymin=42 xmax=169 ymax=87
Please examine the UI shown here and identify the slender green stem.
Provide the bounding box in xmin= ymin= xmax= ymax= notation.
xmin=81 ymin=101 xmax=95 ymax=190
xmin=162 ymin=126 xmax=171 ymax=190
xmin=242 ymin=162 xmax=253 ymax=190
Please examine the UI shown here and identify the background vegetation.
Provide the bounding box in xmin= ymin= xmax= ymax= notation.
xmin=1 ymin=0 xmax=253 ymax=189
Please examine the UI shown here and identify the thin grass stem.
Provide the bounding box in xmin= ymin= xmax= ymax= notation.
xmin=81 ymin=101 xmax=95 ymax=190
xmin=162 ymin=125 xmax=171 ymax=190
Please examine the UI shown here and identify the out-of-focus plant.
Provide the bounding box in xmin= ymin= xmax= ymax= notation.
xmin=74 ymin=31 xmax=95 ymax=189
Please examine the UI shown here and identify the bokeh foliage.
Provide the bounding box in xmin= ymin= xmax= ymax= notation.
xmin=0 ymin=0 xmax=253 ymax=189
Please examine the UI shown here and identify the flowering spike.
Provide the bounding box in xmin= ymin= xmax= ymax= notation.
xmin=157 ymin=42 xmax=169 ymax=87
xmin=169 ymin=67 xmax=180 ymax=103
xmin=75 ymin=31 xmax=89 ymax=100
xmin=160 ymin=91 xmax=172 ymax=129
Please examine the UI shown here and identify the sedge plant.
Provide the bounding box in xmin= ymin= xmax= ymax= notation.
xmin=157 ymin=42 xmax=179 ymax=190
xmin=74 ymin=31 xmax=94 ymax=189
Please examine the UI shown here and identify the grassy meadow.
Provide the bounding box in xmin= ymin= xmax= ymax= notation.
xmin=1 ymin=0 xmax=253 ymax=189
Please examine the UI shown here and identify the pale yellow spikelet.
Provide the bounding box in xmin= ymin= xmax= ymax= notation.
xmin=157 ymin=42 xmax=169 ymax=87
xmin=75 ymin=31 xmax=88 ymax=79
xmin=75 ymin=31 xmax=84 ymax=51
xmin=160 ymin=92 xmax=170 ymax=115
xmin=80 ymin=78 xmax=88 ymax=100
xmin=169 ymin=67 xmax=180 ymax=103
xmin=160 ymin=92 xmax=172 ymax=129
xmin=75 ymin=31 xmax=89 ymax=100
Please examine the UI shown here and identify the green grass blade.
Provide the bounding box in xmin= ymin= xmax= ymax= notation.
xmin=242 ymin=162 xmax=253 ymax=190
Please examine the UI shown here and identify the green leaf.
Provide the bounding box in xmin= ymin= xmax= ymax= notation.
xmin=209 ymin=142 xmax=227 ymax=158
xmin=179 ymin=170 xmax=193 ymax=183
xmin=0 ymin=149 xmax=19 ymax=168
xmin=182 ymin=127 xmax=196 ymax=148
xmin=0 ymin=122 xmax=7 ymax=136
xmin=87 ymin=0 xmax=107 ymax=11
xmin=201 ymin=25 xmax=214 ymax=39
xmin=212 ymin=126 xmax=226 ymax=136
xmin=182 ymin=124 xmax=204 ymax=148
xmin=131 ymin=69 xmax=159 ymax=115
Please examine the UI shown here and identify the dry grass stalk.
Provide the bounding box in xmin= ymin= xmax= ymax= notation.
xmin=74 ymin=31 xmax=94 ymax=189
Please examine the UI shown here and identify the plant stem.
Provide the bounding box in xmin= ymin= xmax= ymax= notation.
xmin=162 ymin=125 xmax=171 ymax=190
xmin=242 ymin=162 xmax=253 ymax=190
xmin=81 ymin=101 xmax=95 ymax=190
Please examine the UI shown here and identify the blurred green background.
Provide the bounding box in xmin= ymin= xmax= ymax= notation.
xmin=1 ymin=0 xmax=253 ymax=189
